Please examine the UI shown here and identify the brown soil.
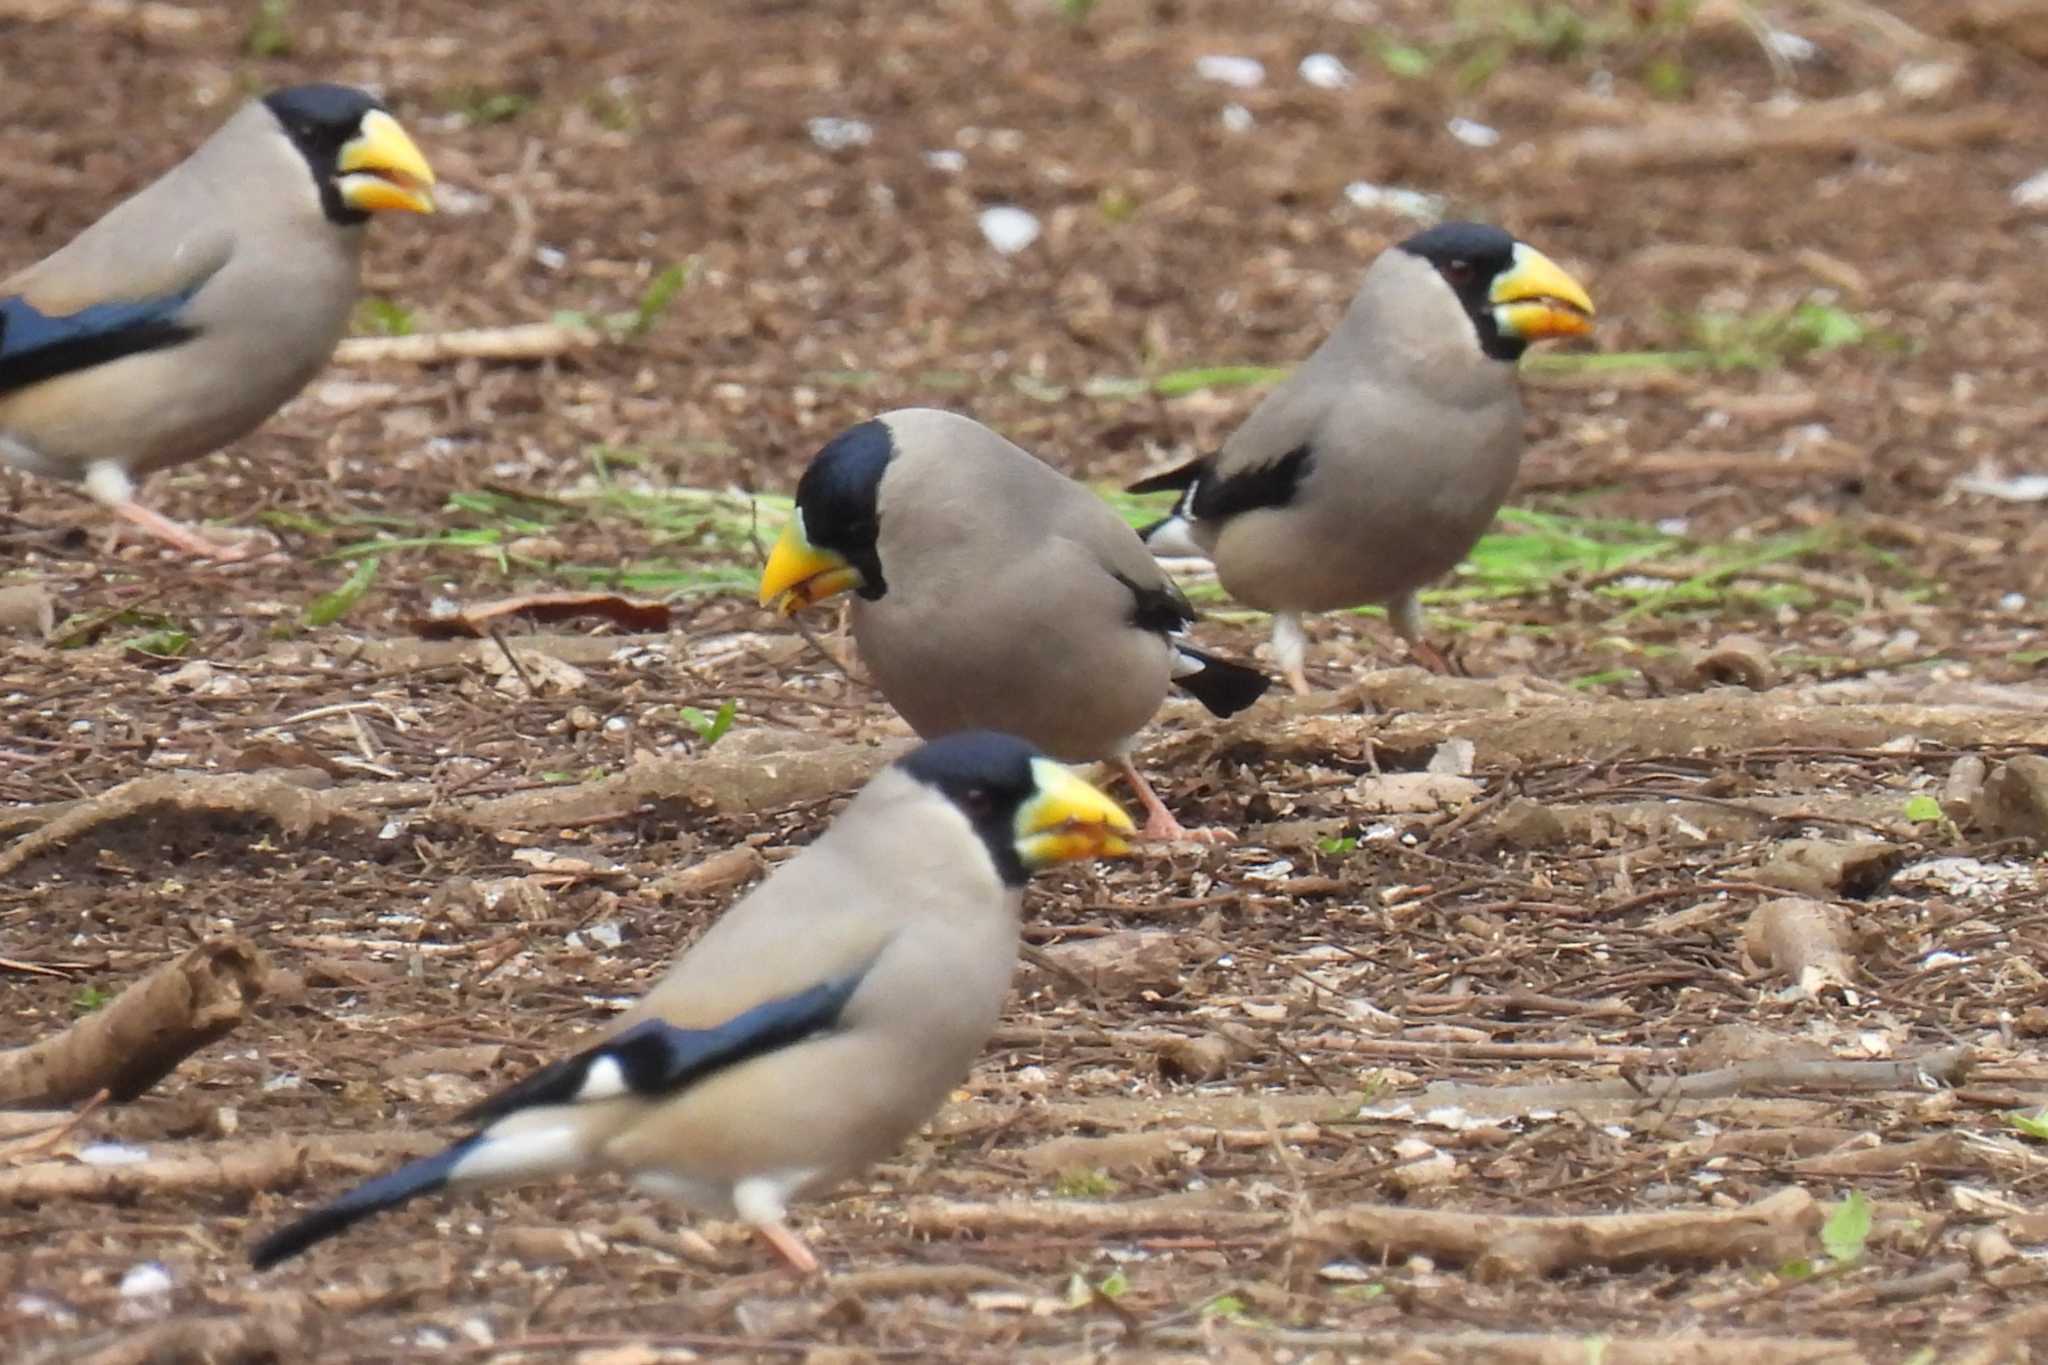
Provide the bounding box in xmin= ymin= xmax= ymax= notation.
xmin=5 ymin=1 xmax=2048 ymax=1361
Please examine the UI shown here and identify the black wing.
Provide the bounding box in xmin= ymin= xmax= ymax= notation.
xmin=1125 ymin=454 xmax=1205 ymax=497
xmin=1186 ymin=443 xmax=1313 ymax=521
xmin=0 ymin=284 xmax=207 ymax=398
xmin=462 ymin=965 xmax=872 ymax=1125
xmin=1114 ymin=570 xmax=1197 ymax=638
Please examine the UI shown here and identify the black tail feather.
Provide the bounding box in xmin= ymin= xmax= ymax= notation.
xmin=1125 ymin=458 xmax=1202 ymax=497
xmin=1173 ymin=647 xmax=1271 ymax=717
xmin=249 ymin=1137 xmax=475 ymax=1270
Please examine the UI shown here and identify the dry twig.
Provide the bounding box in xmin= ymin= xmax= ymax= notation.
xmin=333 ymin=321 xmax=601 ymax=367
xmin=0 ymin=939 xmax=267 ymax=1106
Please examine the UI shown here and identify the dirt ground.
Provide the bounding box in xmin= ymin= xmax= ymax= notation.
xmin=5 ymin=0 xmax=2048 ymax=1361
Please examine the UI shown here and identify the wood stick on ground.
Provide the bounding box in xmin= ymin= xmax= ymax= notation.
xmin=333 ymin=321 xmax=601 ymax=367
xmin=0 ymin=1133 xmax=443 ymax=1203
xmin=1297 ymin=1185 xmax=1820 ymax=1282
xmin=903 ymin=1192 xmax=1282 ymax=1240
xmin=1144 ymin=1326 xmax=1857 ymax=1364
xmin=1401 ymin=1046 xmax=1972 ymax=1117
xmin=29 ymin=1311 xmax=308 ymax=1365
xmin=0 ymin=937 xmax=268 ymax=1106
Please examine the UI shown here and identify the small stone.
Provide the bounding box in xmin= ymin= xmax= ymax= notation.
xmin=1692 ymin=634 xmax=1778 ymax=691
xmin=1195 ymin=54 xmax=1265 ymax=88
xmin=1343 ymin=181 xmax=1446 ymax=222
xmin=1298 ymin=53 xmax=1353 ymax=88
xmin=118 ymin=1263 xmax=172 ymax=1297
xmin=1446 ymin=117 xmax=1500 ymax=148
xmin=1971 ymin=1226 xmax=2018 ymax=1270
xmin=805 ymin=116 xmax=873 ymax=151
xmin=977 ymin=206 xmax=1041 ymax=255
xmin=1490 ymin=798 xmax=1568 ymax=849
xmin=1980 ymin=755 xmax=2048 ymax=842
xmin=1389 ymin=1137 xmax=1457 ymax=1191
xmin=2013 ymin=168 xmax=2048 ymax=209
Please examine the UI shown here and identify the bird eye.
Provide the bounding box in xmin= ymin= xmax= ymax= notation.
xmin=958 ymin=785 xmax=994 ymax=818
xmin=1443 ymin=259 xmax=1476 ymax=285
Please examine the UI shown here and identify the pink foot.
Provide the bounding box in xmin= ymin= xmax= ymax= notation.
xmin=754 ymin=1219 xmax=820 ymax=1275
xmin=1120 ymin=756 xmax=1236 ymax=845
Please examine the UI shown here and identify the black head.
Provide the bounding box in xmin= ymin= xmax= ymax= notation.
xmin=792 ymin=418 xmax=894 ymax=601
xmin=263 ymin=84 xmax=389 ymax=225
xmin=1396 ymin=221 xmax=1525 ymax=362
xmin=895 ymin=731 xmax=1046 ymax=886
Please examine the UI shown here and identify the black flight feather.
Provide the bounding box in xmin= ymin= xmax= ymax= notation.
xmin=1125 ymin=456 xmax=1203 ymax=497
xmin=1115 ymin=571 xmax=1197 ymax=637
xmin=1172 ymin=646 xmax=1271 ymax=717
xmin=463 ymin=967 xmax=871 ymax=1126
xmin=0 ymin=286 xmax=206 ymax=398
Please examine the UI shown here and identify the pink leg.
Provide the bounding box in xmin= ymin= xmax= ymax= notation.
xmin=754 ymin=1219 xmax=820 ymax=1275
xmin=1117 ymin=755 xmax=1235 ymax=845
xmin=111 ymin=500 xmax=257 ymax=562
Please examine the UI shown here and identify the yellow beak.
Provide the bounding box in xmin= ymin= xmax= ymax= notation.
xmin=338 ymin=109 xmax=436 ymax=215
xmin=759 ymin=515 xmax=864 ymax=616
xmin=1013 ymin=758 xmax=1136 ymax=868
xmin=1491 ymin=243 xmax=1594 ymax=341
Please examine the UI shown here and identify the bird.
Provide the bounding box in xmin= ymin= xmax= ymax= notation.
xmin=756 ymin=407 xmax=1270 ymax=843
xmin=0 ymin=83 xmax=436 ymax=559
xmin=1126 ymin=222 xmax=1594 ymax=695
xmin=250 ymin=731 xmax=1134 ymax=1274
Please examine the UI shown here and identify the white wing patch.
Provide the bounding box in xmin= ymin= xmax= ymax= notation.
xmin=576 ymin=1055 xmax=631 ymax=1102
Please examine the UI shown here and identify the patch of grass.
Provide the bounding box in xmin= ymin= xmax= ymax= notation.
xmin=123 ymin=626 xmax=193 ymax=659
xmin=553 ymin=261 xmax=697 ymax=341
xmin=353 ymin=297 xmax=417 ymax=338
xmin=1053 ymin=1168 xmax=1120 ymax=1198
xmin=1569 ymin=667 xmax=1640 ymax=690
xmin=256 ymin=509 xmax=337 ymax=536
xmin=1152 ymin=365 xmax=1288 ymax=398
xmin=1369 ymin=2 xmax=1700 ymax=93
xmin=1063 ymin=1267 xmax=1129 ymax=1308
xmin=1532 ymin=297 xmax=1903 ymax=379
xmin=625 ymin=263 xmax=691 ymax=338
xmin=681 ymin=699 xmax=738 ymax=747
xmin=1199 ymin=1293 xmax=1254 ymax=1323
xmin=73 ymin=984 xmax=113 ymax=1015
xmin=445 ymin=86 xmax=535 ymax=126
xmin=1369 ymin=35 xmax=1437 ymax=79
xmin=244 ymin=0 xmax=294 ymax=57
xmin=1108 ymin=493 xmax=1925 ymax=635
xmin=806 ymin=369 xmax=882 ymax=390
xmin=1098 ymin=185 xmax=1138 ymax=224
xmin=2012 ymin=1110 xmax=2048 ymax=1141
xmin=304 ymin=558 xmax=380 ymax=629
xmin=585 ymin=85 xmax=640 ymax=132
xmin=1821 ymin=1190 xmax=1872 ymax=1264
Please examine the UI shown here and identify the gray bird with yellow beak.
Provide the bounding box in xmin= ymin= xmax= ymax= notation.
xmin=1130 ymin=222 xmax=1595 ymax=693
xmin=252 ymin=732 xmax=1133 ymax=1275
xmin=0 ymin=84 xmax=435 ymax=558
xmin=759 ymin=408 xmax=1270 ymax=842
